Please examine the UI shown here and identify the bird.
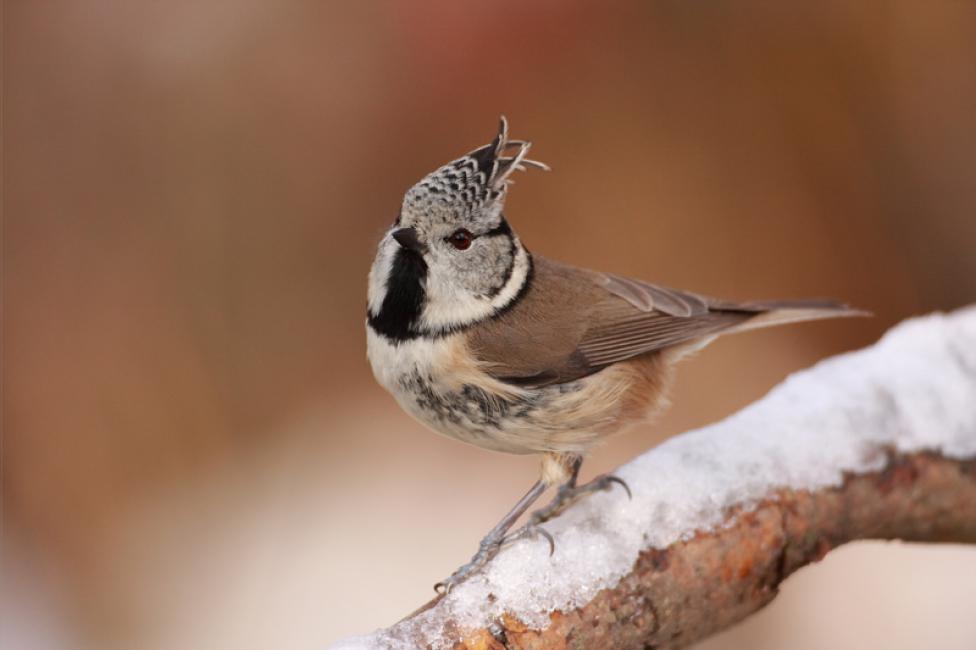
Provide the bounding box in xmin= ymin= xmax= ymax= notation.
xmin=366 ymin=117 xmax=864 ymax=593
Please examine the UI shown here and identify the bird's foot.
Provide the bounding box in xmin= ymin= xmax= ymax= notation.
xmin=507 ymin=473 xmax=632 ymax=547
xmin=432 ymin=475 xmax=630 ymax=594
xmin=434 ymin=479 xmax=550 ymax=594
xmin=434 ymin=530 xmax=506 ymax=595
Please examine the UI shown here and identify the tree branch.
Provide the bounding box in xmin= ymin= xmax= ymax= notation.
xmin=334 ymin=307 xmax=976 ymax=649
xmin=464 ymin=451 xmax=976 ymax=649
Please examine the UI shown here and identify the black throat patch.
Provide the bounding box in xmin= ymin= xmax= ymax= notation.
xmin=368 ymin=248 xmax=428 ymax=342
xmin=368 ymin=240 xmax=535 ymax=343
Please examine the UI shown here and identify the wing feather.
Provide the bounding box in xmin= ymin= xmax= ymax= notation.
xmin=467 ymin=255 xmax=860 ymax=388
xmin=597 ymin=273 xmax=710 ymax=317
xmin=578 ymin=312 xmax=748 ymax=367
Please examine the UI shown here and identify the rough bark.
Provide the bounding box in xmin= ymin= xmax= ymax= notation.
xmin=416 ymin=451 xmax=975 ymax=649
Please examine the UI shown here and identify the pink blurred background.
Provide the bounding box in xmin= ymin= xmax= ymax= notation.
xmin=5 ymin=2 xmax=976 ymax=648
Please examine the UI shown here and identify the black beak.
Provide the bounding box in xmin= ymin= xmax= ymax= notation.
xmin=392 ymin=227 xmax=427 ymax=254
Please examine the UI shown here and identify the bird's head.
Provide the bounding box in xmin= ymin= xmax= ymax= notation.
xmin=368 ymin=117 xmax=548 ymax=342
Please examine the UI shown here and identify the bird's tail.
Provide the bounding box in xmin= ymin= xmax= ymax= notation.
xmin=723 ymin=299 xmax=870 ymax=335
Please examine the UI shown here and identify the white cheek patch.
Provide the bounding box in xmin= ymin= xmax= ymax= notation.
xmin=420 ymin=242 xmax=531 ymax=332
xmin=366 ymin=235 xmax=399 ymax=316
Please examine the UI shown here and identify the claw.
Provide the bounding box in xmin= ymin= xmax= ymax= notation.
xmin=504 ymin=522 xmax=555 ymax=556
xmin=433 ymin=580 xmax=450 ymax=595
xmin=434 ymin=538 xmax=502 ymax=595
xmin=540 ymin=527 xmax=556 ymax=556
xmin=604 ymin=475 xmax=632 ymax=500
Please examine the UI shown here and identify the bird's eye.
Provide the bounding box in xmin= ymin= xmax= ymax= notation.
xmin=447 ymin=229 xmax=473 ymax=250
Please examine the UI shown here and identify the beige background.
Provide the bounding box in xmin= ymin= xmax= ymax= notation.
xmin=5 ymin=2 xmax=976 ymax=648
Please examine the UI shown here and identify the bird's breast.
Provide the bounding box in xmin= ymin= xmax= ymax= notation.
xmin=365 ymin=328 xmax=675 ymax=455
xmin=366 ymin=328 xmax=531 ymax=451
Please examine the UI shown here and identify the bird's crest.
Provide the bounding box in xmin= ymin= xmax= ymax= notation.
xmin=402 ymin=117 xmax=549 ymax=225
xmin=466 ymin=116 xmax=550 ymax=193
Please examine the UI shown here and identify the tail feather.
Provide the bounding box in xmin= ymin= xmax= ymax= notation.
xmin=722 ymin=300 xmax=869 ymax=335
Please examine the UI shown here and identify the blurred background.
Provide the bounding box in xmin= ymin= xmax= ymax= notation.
xmin=5 ymin=1 xmax=976 ymax=648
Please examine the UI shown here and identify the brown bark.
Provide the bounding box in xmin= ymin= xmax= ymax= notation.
xmin=393 ymin=451 xmax=976 ymax=649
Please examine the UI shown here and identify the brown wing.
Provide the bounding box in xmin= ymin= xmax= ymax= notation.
xmin=466 ymin=255 xmax=858 ymax=387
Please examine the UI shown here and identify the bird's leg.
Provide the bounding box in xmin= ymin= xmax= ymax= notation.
xmin=533 ymin=471 xmax=632 ymax=524
xmin=507 ymin=456 xmax=631 ymax=550
xmin=434 ymin=478 xmax=548 ymax=594
xmin=434 ymin=459 xmax=632 ymax=594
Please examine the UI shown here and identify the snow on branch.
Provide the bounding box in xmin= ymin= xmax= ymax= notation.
xmin=334 ymin=307 xmax=976 ymax=649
